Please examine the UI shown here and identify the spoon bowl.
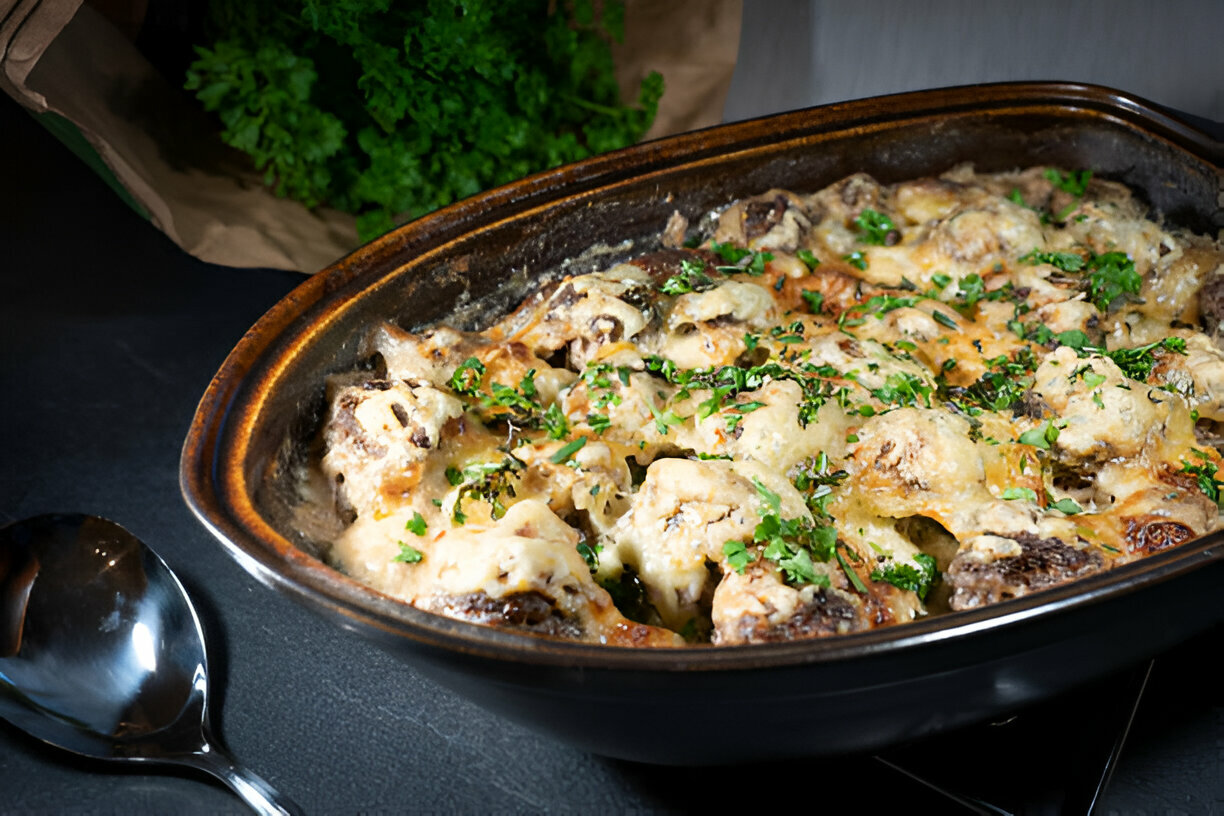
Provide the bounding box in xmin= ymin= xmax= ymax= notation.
xmin=0 ymin=514 xmax=299 ymax=815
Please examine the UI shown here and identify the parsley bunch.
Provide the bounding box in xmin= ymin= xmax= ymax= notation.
xmin=185 ymin=0 xmax=663 ymax=242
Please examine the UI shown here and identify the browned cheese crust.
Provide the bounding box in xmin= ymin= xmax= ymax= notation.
xmin=315 ymin=165 xmax=1224 ymax=646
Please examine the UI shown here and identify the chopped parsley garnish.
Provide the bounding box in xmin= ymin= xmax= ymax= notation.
xmin=550 ymin=436 xmax=588 ymax=464
xmin=954 ymin=273 xmax=987 ymax=309
xmin=643 ymin=355 xmax=849 ymax=429
xmin=870 ymin=552 xmax=937 ymax=600
xmin=723 ymin=400 xmax=766 ymax=431
xmin=1045 ymin=168 xmax=1092 ymax=197
xmin=393 ymin=542 xmax=424 ymax=563
xmin=710 ymin=241 xmax=750 ymax=264
xmin=1049 ymin=497 xmax=1083 ymax=515
xmin=484 ymin=375 xmax=541 ymax=422
xmin=932 ymin=310 xmax=959 ymax=330
xmin=1019 ymin=248 xmax=1141 ymax=312
xmin=586 ymin=412 xmax=611 ymax=433
xmin=1008 ymin=321 xmax=1092 ymax=350
xmin=843 ymin=251 xmax=868 ymax=271
xmin=449 ymin=356 xmax=486 ymax=395
xmin=859 ymin=293 xmax=924 ymax=316
xmin=1017 ymin=421 xmax=1060 ymax=450
xmin=577 ymin=539 xmax=601 ymax=572
xmin=801 ymin=289 xmax=824 ymax=314
xmin=710 ymin=242 xmax=773 ymax=276
xmin=870 ymin=372 xmax=933 ymax=409
xmin=581 ymin=362 xmax=625 ymax=409
xmin=542 ymin=402 xmax=570 ymax=439
xmin=942 ymin=349 xmax=1038 ymax=415
xmin=837 ymin=549 xmax=869 ymax=594
xmin=1086 ymin=251 xmax=1141 ymax=312
xmin=659 ymin=257 xmax=717 ymax=295
xmin=790 ymin=452 xmax=847 ymax=518
xmin=405 ymin=512 xmax=428 ymax=536
xmin=1102 ymin=337 xmax=1186 ymax=381
xmin=745 ymin=478 xmax=838 ymax=587
xmin=1078 ymin=369 xmax=1107 ymax=389
xmin=1180 ymin=449 xmax=1224 ymax=504
xmin=450 ymin=456 xmax=524 ymax=523
xmin=854 ymin=208 xmax=897 ymax=245
xmin=796 ymin=249 xmax=821 ymax=271
xmin=722 ymin=539 xmax=756 ymax=574
xmin=1001 ymin=486 xmax=1039 ymax=502
xmin=647 ymin=399 xmax=685 ymax=435
xmin=1019 ymin=249 xmax=1086 ymax=272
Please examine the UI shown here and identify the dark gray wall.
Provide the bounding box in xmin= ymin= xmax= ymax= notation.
xmin=724 ymin=0 xmax=1223 ymax=124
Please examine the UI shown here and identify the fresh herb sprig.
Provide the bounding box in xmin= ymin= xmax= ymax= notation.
xmin=870 ymin=553 xmax=937 ymax=600
xmin=185 ymin=0 xmax=663 ymax=242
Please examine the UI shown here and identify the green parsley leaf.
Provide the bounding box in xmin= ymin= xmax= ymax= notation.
xmin=722 ymin=540 xmax=756 ymax=574
xmin=543 ymin=402 xmax=569 ymax=440
xmin=1180 ymin=449 xmax=1224 ymax=504
xmin=955 ymin=273 xmax=987 ymax=309
xmin=1103 ymin=337 xmax=1187 ymax=381
xmin=186 ymin=3 xmax=663 ymax=243
xmin=1086 ymin=251 xmax=1141 ymax=312
xmin=753 ymin=478 xmax=783 ymax=515
xmin=659 ymin=258 xmax=717 ymax=295
xmin=843 ymin=251 xmax=868 ymax=270
xmin=1055 ymin=329 xmax=1091 ymax=349
xmin=405 ymin=512 xmax=428 ymax=536
xmin=1018 ymin=421 xmax=1060 ymax=449
xmin=796 ymin=249 xmax=821 ymax=271
xmin=577 ymin=540 xmax=601 ymax=572
xmin=1049 ymin=498 xmax=1083 ymax=514
xmin=450 ymin=456 xmax=525 ymax=522
xmin=393 ymin=542 xmax=423 ymax=563
xmin=1045 ymin=168 xmax=1092 ymax=197
xmin=550 ymin=436 xmax=588 ymax=464
xmin=853 ymin=209 xmax=897 ymax=245
xmin=1001 ymin=486 xmax=1039 ymax=502
xmin=870 ymin=552 xmax=937 ymax=600
xmin=871 ymin=372 xmax=933 ymax=409
xmin=710 ymin=241 xmax=751 ymax=264
xmin=449 ymin=356 xmax=486 ymax=395
xmin=801 ymin=289 xmax=824 ymax=314
xmin=1020 ymin=249 xmax=1086 ymax=272
xmin=1080 ymin=370 xmax=1107 ymax=389
xmin=932 ymin=310 xmax=959 ymax=330
xmin=837 ymin=549 xmax=869 ymax=593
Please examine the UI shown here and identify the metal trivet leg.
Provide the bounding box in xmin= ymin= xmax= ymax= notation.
xmin=872 ymin=660 xmax=1154 ymax=815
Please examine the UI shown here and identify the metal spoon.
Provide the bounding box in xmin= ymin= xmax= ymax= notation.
xmin=0 ymin=514 xmax=301 ymax=815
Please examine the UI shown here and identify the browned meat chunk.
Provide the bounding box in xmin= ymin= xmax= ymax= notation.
xmin=947 ymin=533 xmax=1105 ymax=610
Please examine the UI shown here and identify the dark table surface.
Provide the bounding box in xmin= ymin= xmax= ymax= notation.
xmin=2 ymin=93 xmax=1222 ymax=815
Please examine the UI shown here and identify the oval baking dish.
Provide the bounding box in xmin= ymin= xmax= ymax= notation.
xmin=181 ymin=82 xmax=1224 ymax=763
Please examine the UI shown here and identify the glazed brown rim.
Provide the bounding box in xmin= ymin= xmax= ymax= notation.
xmin=181 ymin=80 xmax=1224 ymax=670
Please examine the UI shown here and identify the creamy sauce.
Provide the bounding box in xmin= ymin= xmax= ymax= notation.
xmin=313 ymin=165 xmax=1224 ymax=646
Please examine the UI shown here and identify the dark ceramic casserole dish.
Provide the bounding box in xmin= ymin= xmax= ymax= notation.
xmin=181 ymin=82 xmax=1224 ymax=764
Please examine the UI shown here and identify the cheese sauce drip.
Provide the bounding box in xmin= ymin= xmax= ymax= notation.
xmin=317 ymin=165 xmax=1224 ymax=646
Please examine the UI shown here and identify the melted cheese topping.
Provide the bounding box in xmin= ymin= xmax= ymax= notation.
xmin=316 ymin=165 xmax=1224 ymax=646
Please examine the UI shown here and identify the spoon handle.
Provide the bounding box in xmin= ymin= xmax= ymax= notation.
xmin=178 ymin=744 xmax=304 ymax=816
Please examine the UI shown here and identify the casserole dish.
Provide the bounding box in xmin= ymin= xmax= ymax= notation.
xmin=181 ymin=82 xmax=1224 ymax=763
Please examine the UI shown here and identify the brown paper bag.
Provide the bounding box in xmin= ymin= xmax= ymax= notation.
xmin=1 ymin=0 xmax=740 ymax=273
